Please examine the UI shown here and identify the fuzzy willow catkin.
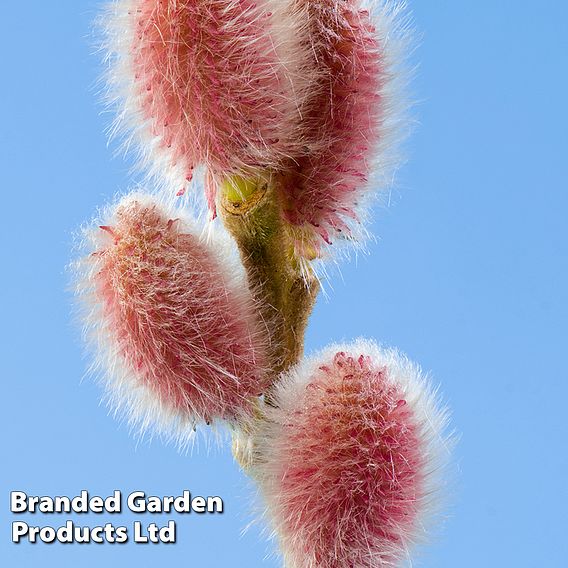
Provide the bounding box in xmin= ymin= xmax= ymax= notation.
xmin=75 ymin=194 xmax=268 ymax=442
xmin=278 ymin=0 xmax=382 ymax=251
xmin=256 ymin=340 xmax=450 ymax=568
xmin=277 ymin=0 xmax=410 ymax=258
xmin=102 ymin=0 xmax=310 ymax=205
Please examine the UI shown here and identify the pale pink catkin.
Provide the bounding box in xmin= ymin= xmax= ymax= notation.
xmin=278 ymin=0 xmax=411 ymax=256
xmin=102 ymin=0 xmax=309 ymax=207
xmin=280 ymin=0 xmax=382 ymax=249
xmin=75 ymin=194 xmax=268 ymax=441
xmin=257 ymin=340 xmax=450 ymax=568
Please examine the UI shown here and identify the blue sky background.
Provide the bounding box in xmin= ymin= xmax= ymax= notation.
xmin=1 ymin=1 xmax=567 ymax=566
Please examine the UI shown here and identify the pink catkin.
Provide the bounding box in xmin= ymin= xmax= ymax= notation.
xmin=127 ymin=0 xmax=299 ymax=200
xmin=279 ymin=0 xmax=384 ymax=251
xmin=259 ymin=341 xmax=448 ymax=567
xmin=80 ymin=195 xmax=267 ymax=431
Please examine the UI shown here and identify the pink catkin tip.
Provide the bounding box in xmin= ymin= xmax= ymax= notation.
xmin=257 ymin=340 xmax=450 ymax=568
xmin=77 ymin=194 xmax=268 ymax=438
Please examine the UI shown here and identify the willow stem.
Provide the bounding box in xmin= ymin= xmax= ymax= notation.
xmin=218 ymin=175 xmax=319 ymax=471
